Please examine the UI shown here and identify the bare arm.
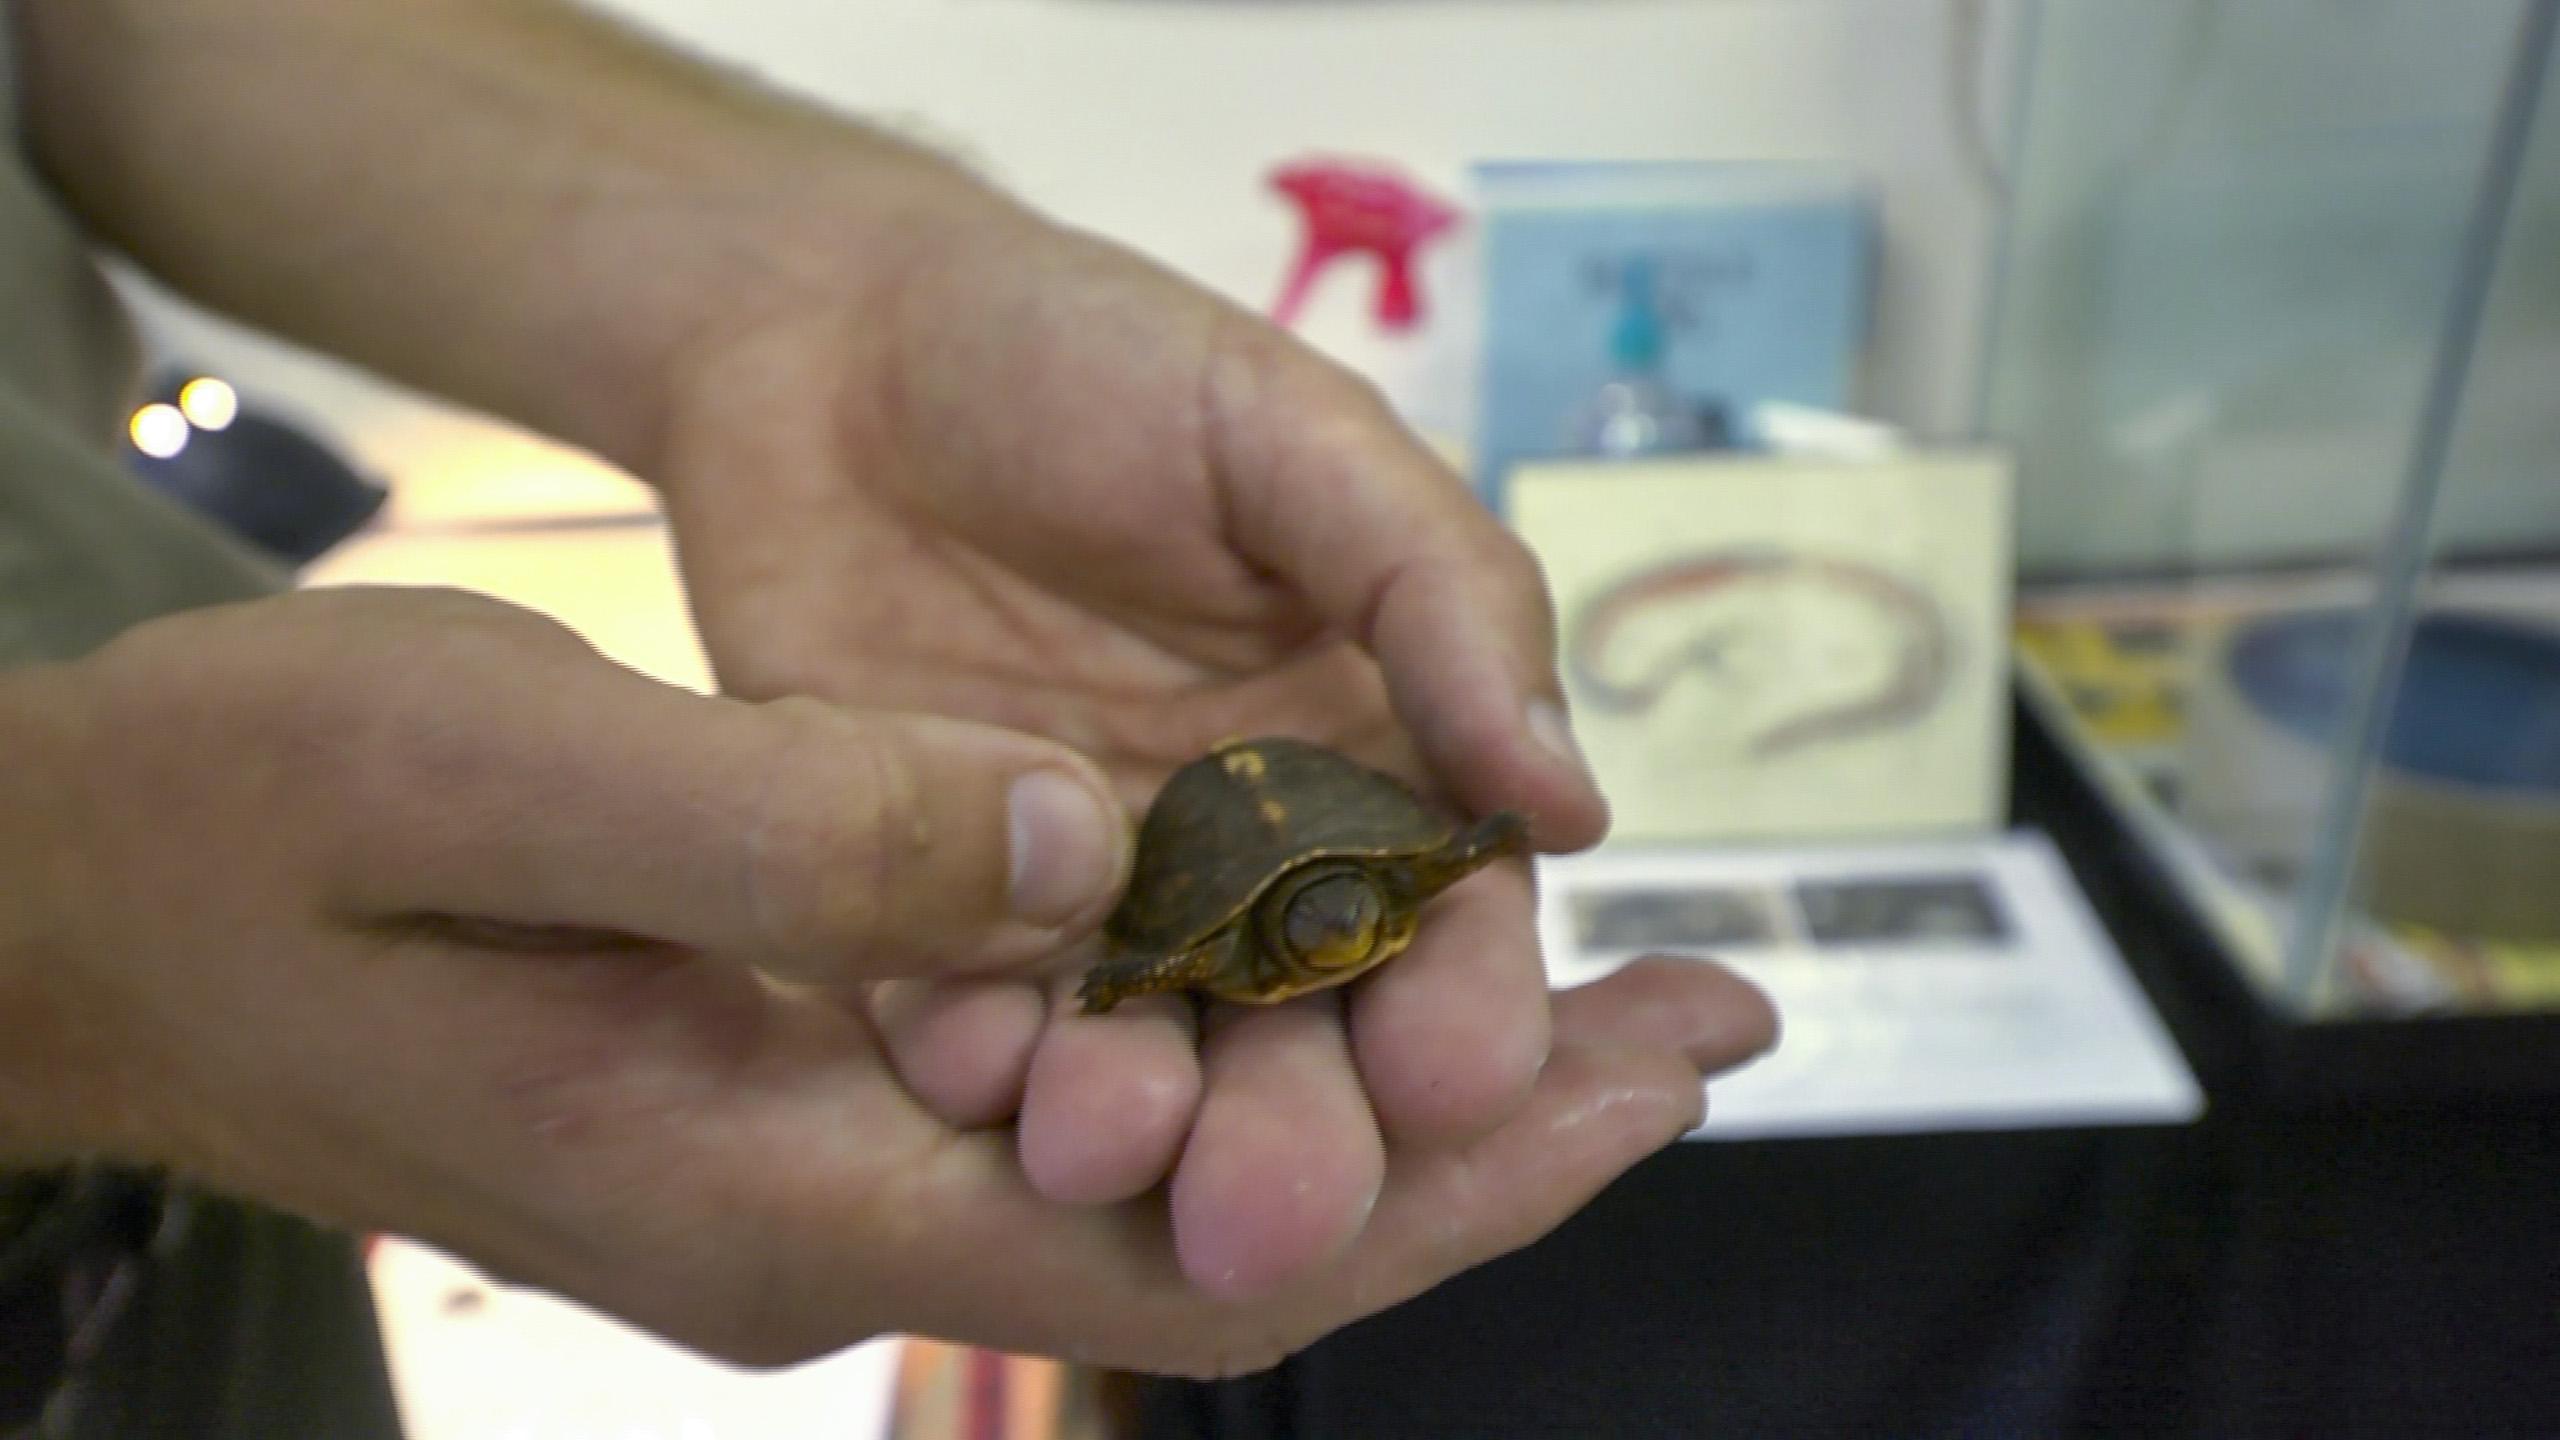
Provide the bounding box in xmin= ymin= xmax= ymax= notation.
xmin=0 ymin=666 xmax=113 ymax=1165
xmin=14 ymin=0 xmax=1001 ymax=474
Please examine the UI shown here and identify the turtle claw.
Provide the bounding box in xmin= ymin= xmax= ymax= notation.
xmin=1074 ymin=940 xmax=1223 ymax=1015
xmin=1073 ymin=969 xmax=1124 ymax=1015
xmin=1410 ymin=809 xmax=1529 ymax=900
xmin=1464 ymin=810 xmax=1529 ymax=860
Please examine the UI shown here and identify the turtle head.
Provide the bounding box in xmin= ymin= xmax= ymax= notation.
xmin=1281 ymin=870 xmax=1392 ymax=972
xmin=1260 ymin=863 xmax=1420 ymax=990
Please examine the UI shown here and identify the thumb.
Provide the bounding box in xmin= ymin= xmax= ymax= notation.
xmin=333 ymin=661 xmax=1131 ymax=985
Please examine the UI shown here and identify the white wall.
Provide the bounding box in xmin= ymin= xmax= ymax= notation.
xmin=120 ymin=0 xmax=2022 ymax=506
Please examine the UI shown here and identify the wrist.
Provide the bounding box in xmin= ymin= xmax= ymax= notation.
xmin=0 ymin=664 xmax=117 ymax=1166
xmin=614 ymin=134 xmax=1029 ymax=484
xmin=540 ymin=69 xmax=1033 ymax=484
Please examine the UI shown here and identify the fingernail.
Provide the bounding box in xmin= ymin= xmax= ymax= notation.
xmin=1007 ymin=770 xmax=1120 ymax=926
xmin=1527 ymin=699 xmax=1593 ymax=781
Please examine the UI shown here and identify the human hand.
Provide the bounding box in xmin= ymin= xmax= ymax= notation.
xmin=1 ymin=587 xmax=1773 ymax=1374
xmin=649 ymin=195 xmax=1778 ymax=1303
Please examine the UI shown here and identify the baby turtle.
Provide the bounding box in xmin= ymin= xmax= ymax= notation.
xmin=1076 ymin=736 xmax=1526 ymax=1013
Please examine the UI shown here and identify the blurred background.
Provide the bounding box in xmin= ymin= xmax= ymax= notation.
xmin=95 ymin=2 xmax=2559 ymax=1436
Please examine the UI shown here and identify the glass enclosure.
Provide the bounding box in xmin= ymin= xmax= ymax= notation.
xmin=1988 ymin=0 xmax=2560 ymax=1021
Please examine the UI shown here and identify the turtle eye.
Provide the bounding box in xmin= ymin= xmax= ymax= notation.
xmin=1281 ymin=874 xmax=1384 ymax=971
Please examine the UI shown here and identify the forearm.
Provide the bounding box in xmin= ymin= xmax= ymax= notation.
xmin=0 ymin=664 xmax=118 ymax=1166
xmin=16 ymin=0 xmax=1007 ymax=475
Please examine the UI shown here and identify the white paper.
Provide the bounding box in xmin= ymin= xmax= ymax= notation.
xmin=1537 ymin=830 xmax=2205 ymax=1139
xmin=370 ymin=1238 xmax=901 ymax=1440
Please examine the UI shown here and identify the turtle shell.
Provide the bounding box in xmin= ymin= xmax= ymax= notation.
xmin=1106 ymin=736 xmax=1458 ymax=956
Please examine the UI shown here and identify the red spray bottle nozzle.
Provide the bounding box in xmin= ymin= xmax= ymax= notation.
xmin=1266 ymin=159 xmax=1461 ymax=333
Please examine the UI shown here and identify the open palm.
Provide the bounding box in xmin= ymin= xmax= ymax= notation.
xmin=662 ymin=209 xmax=1578 ymax=810
xmin=650 ymin=205 xmax=1760 ymax=1309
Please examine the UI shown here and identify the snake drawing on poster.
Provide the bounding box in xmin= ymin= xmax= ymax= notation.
xmin=1510 ymin=451 xmax=2015 ymax=845
xmin=1565 ymin=548 xmax=1957 ymax=760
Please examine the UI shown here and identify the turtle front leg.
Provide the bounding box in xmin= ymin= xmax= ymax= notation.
xmin=1410 ymin=810 xmax=1530 ymax=901
xmin=1075 ymin=927 xmax=1241 ymax=1014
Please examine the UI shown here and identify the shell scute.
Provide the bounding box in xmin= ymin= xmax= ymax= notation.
xmin=1104 ymin=737 xmax=1456 ymax=955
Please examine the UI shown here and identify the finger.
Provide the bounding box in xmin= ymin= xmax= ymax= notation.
xmin=1017 ymin=975 xmax=1201 ymax=1204
xmin=329 ymin=650 xmax=1131 ymax=985
xmin=1344 ymin=864 xmax=1549 ymax=1146
xmin=1280 ymin=1041 xmax=1703 ymax=1342
xmin=1206 ymin=334 xmax=1606 ymax=849
xmin=1169 ymin=992 xmax=1384 ymax=1303
xmin=800 ymin=1034 xmax=1705 ymax=1378
xmin=597 ymin=964 xmax=1756 ymax=1374
xmin=1551 ymin=953 xmax=1781 ymax=1074
xmin=868 ymin=977 xmax=1051 ymax=1129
